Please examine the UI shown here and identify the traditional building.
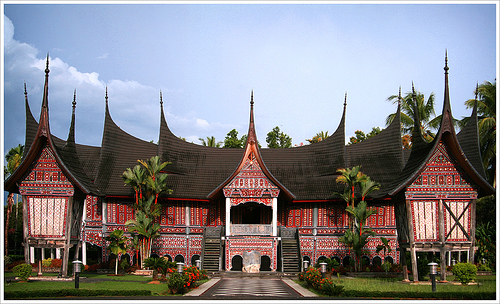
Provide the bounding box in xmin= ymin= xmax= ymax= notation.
xmin=5 ymin=54 xmax=494 ymax=280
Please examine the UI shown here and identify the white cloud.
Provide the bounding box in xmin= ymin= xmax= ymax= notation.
xmin=195 ymin=118 xmax=210 ymax=129
xmin=97 ymin=53 xmax=109 ymax=60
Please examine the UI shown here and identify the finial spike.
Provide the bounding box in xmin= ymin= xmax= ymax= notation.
xmin=250 ymin=90 xmax=254 ymax=106
xmin=105 ymin=86 xmax=108 ymax=104
xmin=72 ymin=89 xmax=77 ymax=109
xmin=45 ymin=53 xmax=50 ymax=75
xmin=444 ymin=49 xmax=449 ymax=74
xmin=344 ymin=92 xmax=347 ymax=106
xmin=475 ymin=82 xmax=479 ymax=100
xmin=24 ymin=82 xmax=27 ymax=95
xmin=160 ymin=90 xmax=163 ymax=106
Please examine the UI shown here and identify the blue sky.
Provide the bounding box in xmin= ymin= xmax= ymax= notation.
xmin=2 ymin=2 xmax=497 ymax=160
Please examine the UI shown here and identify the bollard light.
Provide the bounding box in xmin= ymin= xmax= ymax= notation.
xmin=319 ymin=262 xmax=327 ymax=278
xmin=428 ymin=262 xmax=438 ymax=292
xmin=195 ymin=259 xmax=201 ymax=269
xmin=303 ymin=260 xmax=309 ymax=271
xmin=177 ymin=262 xmax=184 ymax=273
xmin=482 ymin=258 xmax=486 ymax=265
xmin=452 ymin=258 xmax=456 ymax=266
xmin=72 ymin=260 xmax=83 ymax=289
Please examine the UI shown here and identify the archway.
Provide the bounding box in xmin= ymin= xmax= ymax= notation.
xmin=260 ymin=255 xmax=271 ymax=271
xmin=174 ymin=254 xmax=185 ymax=263
xmin=231 ymin=255 xmax=243 ymax=271
xmin=231 ymin=202 xmax=271 ymax=224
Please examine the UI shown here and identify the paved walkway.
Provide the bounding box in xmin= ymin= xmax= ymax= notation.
xmin=185 ymin=276 xmax=317 ymax=299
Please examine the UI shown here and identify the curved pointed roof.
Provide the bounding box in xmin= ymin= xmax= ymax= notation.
xmin=207 ymin=91 xmax=295 ymax=201
xmin=93 ymin=89 xmax=158 ymax=196
xmin=5 ymin=56 xmax=98 ymax=195
xmin=388 ymin=52 xmax=494 ymax=197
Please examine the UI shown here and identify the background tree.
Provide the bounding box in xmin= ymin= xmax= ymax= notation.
xmin=223 ymin=129 xmax=245 ymax=148
xmin=199 ymin=136 xmax=222 ymax=148
xmin=306 ymin=131 xmax=329 ymax=144
xmin=386 ymin=90 xmax=442 ymax=144
xmin=104 ymin=229 xmax=128 ymax=275
xmin=266 ymin=126 xmax=292 ymax=148
xmin=348 ymin=127 xmax=383 ymax=145
xmin=461 ymin=81 xmax=496 ymax=186
xmin=4 ymin=144 xmax=24 ymax=255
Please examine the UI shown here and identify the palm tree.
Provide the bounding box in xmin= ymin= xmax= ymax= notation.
xmin=126 ymin=197 xmax=161 ymax=269
xmin=360 ymin=178 xmax=381 ymax=201
xmin=335 ymin=166 xmax=368 ymax=208
xmin=340 ymin=201 xmax=377 ymax=271
xmin=122 ymin=165 xmax=146 ymax=205
xmin=137 ymin=156 xmax=171 ymax=204
xmin=143 ymin=257 xmax=167 ymax=281
xmin=4 ymin=144 xmax=24 ymax=255
xmin=104 ymin=229 xmax=128 ymax=275
xmin=462 ymin=81 xmax=496 ymax=186
xmin=199 ymin=136 xmax=222 ymax=147
xmin=386 ymin=90 xmax=441 ymax=142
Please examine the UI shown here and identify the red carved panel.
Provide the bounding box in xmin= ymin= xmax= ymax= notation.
xmin=444 ymin=200 xmax=471 ymax=242
xmin=107 ymin=202 xmax=134 ymax=224
xmin=85 ymin=195 xmax=102 ymax=222
xmin=318 ymin=203 xmax=346 ymax=227
xmin=410 ymin=200 xmax=439 ymax=242
xmin=223 ymin=152 xmax=280 ymax=198
xmin=27 ymin=196 xmax=68 ymax=237
xmin=19 ymin=146 xmax=74 ymax=196
xmin=160 ymin=201 xmax=185 ymax=226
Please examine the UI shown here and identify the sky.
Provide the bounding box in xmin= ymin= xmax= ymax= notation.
xmin=2 ymin=2 xmax=498 ymax=163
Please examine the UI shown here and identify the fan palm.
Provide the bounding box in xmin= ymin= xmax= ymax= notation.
xmin=306 ymin=131 xmax=330 ymax=144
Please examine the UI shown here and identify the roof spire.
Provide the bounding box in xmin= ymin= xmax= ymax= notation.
xmin=344 ymin=92 xmax=347 ymax=107
xmin=247 ymin=90 xmax=257 ymax=145
xmin=105 ymin=86 xmax=108 ymax=105
xmin=444 ymin=49 xmax=449 ymax=74
xmin=72 ymin=89 xmax=77 ymax=111
xmin=42 ymin=53 xmax=50 ymax=110
xmin=475 ymin=82 xmax=479 ymax=101
xmin=160 ymin=90 xmax=163 ymax=107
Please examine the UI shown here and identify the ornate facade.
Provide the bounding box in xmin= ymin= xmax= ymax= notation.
xmin=5 ymin=54 xmax=494 ymax=280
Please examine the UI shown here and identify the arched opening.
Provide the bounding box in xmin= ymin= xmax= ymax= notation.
xmin=191 ymin=254 xmax=200 ymax=266
xmin=174 ymin=254 xmax=185 ymax=263
xmin=163 ymin=254 xmax=172 ymax=262
xmin=342 ymin=256 xmax=351 ymax=267
xmin=260 ymin=255 xmax=271 ymax=271
xmin=150 ymin=253 xmax=160 ymax=259
xmin=361 ymin=256 xmax=370 ymax=268
xmin=231 ymin=255 xmax=243 ymax=271
xmin=331 ymin=256 xmax=341 ymax=266
xmin=385 ymin=256 xmax=394 ymax=264
xmin=372 ymin=256 xmax=382 ymax=266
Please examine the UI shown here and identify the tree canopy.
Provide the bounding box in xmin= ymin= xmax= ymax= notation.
xmin=266 ymin=126 xmax=292 ymax=148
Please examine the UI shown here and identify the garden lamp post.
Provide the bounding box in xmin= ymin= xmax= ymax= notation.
xmin=319 ymin=262 xmax=327 ymax=278
xmin=303 ymin=260 xmax=309 ymax=272
xmin=73 ymin=260 xmax=82 ymax=289
xmin=177 ymin=262 xmax=184 ymax=273
xmin=428 ymin=262 xmax=438 ymax=292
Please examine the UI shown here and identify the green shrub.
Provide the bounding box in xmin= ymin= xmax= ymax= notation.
xmin=5 ymin=289 xmax=151 ymax=299
xmin=166 ymin=272 xmax=189 ymax=294
xmin=321 ymin=279 xmax=344 ymax=296
xmin=12 ymin=263 xmax=32 ymax=281
xmin=42 ymin=258 xmax=52 ymax=267
xmin=476 ymin=263 xmax=491 ymax=272
xmin=303 ymin=267 xmax=323 ymax=289
xmin=452 ymin=262 xmax=477 ymax=284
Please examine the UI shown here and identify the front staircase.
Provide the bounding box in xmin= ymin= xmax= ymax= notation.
xmin=202 ymin=227 xmax=223 ymax=273
xmin=280 ymin=227 xmax=301 ymax=273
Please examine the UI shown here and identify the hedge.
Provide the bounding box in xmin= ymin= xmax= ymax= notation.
xmin=4 ymin=289 xmax=152 ymax=299
xmin=341 ymin=290 xmax=495 ymax=300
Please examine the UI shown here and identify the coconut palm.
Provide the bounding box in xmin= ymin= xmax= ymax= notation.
xmin=461 ymin=81 xmax=496 ymax=186
xmin=386 ymin=90 xmax=441 ymax=142
xmin=4 ymin=144 xmax=24 ymax=255
xmin=104 ymin=229 xmax=128 ymax=275
xmin=199 ymin=136 xmax=222 ymax=147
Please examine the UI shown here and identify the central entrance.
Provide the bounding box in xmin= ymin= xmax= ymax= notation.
xmin=231 ymin=202 xmax=272 ymax=224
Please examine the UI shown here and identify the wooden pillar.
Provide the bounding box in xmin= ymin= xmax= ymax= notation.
xmin=468 ymin=199 xmax=477 ymax=263
xmin=410 ymin=246 xmax=419 ymax=282
xmin=225 ymin=198 xmax=231 ymax=236
xmin=400 ymin=247 xmax=409 ymax=281
xmin=272 ymin=198 xmax=277 ymax=236
xmin=61 ymin=196 xmax=74 ymax=277
xmin=438 ymin=199 xmax=447 ymax=281
xmin=82 ymin=242 xmax=87 ymax=265
xmin=22 ymin=196 xmax=30 ymax=264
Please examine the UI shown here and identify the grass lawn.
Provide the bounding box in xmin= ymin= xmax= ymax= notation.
xmin=3 ymin=272 xmax=193 ymax=298
xmin=296 ymin=274 xmax=497 ymax=299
